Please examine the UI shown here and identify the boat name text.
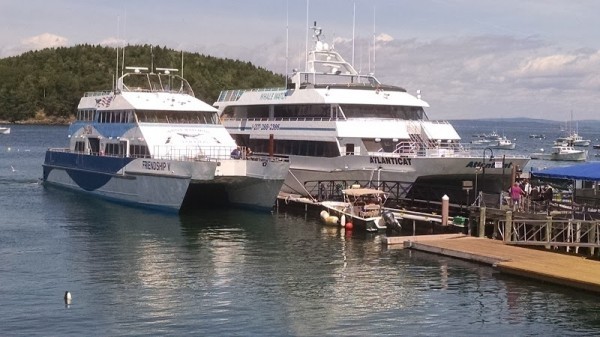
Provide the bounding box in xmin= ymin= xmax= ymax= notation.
xmin=259 ymin=92 xmax=286 ymax=100
xmin=465 ymin=161 xmax=513 ymax=168
xmin=142 ymin=160 xmax=171 ymax=171
xmin=369 ymin=156 xmax=412 ymax=165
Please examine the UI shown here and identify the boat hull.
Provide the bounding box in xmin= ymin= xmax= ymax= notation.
xmin=281 ymin=154 xmax=529 ymax=202
xmin=186 ymin=157 xmax=289 ymax=211
xmin=42 ymin=150 xmax=216 ymax=212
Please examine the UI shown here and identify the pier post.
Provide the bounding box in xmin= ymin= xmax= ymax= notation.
xmin=442 ymin=195 xmax=449 ymax=226
xmin=504 ymin=211 xmax=513 ymax=243
xmin=478 ymin=207 xmax=486 ymax=238
xmin=545 ymin=216 xmax=552 ymax=250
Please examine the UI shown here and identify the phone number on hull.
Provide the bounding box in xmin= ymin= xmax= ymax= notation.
xmin=252 ymin=123 xmax=280 ymax=131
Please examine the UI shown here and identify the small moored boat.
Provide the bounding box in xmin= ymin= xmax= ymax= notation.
xmin=320 ymin=187 xmax=401 ymax=232
xmin=530 ymin=146 xmax=587 ymax=162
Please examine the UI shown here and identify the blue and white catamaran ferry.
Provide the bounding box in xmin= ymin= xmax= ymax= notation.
xmin=43 ymin=66 xmax=289 ymax=211
xmin=214 ymin=24 xmax=529 ymax=202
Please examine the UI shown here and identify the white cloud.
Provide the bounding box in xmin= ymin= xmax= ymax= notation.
xmin=21 ymin=33 xmax=68 ymax=50
xmin=99 ymin=37 xmax=127 ymax=47
xmin=376 ymin=33 xmax=394 ymax=43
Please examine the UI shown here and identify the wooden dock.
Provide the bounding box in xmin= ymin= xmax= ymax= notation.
xmin=385 ymin=234 xmax=600 ymax=293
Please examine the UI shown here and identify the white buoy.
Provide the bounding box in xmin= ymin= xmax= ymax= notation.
xmin=340 ymin=214 xmax=346 ymax=227
xmin=325 ymin=215 xmax=339 ymax=225
xmin=64 ymin=291 xmax=72 ymax=305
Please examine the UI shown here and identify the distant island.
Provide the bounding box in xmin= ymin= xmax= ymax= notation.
xmin=0 ymin=44 xmax=285 ymax=124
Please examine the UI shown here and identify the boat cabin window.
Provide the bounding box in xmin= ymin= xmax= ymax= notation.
xmin=105 ymin=142 xmax=126 ymax=157
xmin=97 ymin=110 xmax=135 ymax=123
xmin=273 ymin=104 xmax=331 ymax=119
xmin=74 ymin=141 xmax=86 ymax=153
xmin=129 ymin=144 xmax=150 ymax=158
xmin=233 ymin=135 xmax=339 ymax=157
xmin=77 ymin=109 xmax=95 ymax=121
xmin=224 ymin=104 xmax=334 ymax=120
xmin=135 ymin=110 xmax=217 ymax=124
xmin=363 ymin=139 xmax=401 ymax=153
xmin=345 ymin=144 xmax=355 ymax=155
xmin=340 ymin=104 xmax=425 ymax=120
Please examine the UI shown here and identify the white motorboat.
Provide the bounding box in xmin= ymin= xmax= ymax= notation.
xmin=214 ymin=23 xmax=529 ymax=203
xmin=0 ymin=126 xmax=10 ymax=134
xmin=43 ymin=65 xmax=289 ymax=211
xmin=554 ymin=133 xmax=590 ymax=147
xmin=320 ymin=187 xmax=401 ymax=232
xmin=530 ymin=146 xmax=587 ymax=162
xmin=489 ymin=137 xmax=516 ymax=150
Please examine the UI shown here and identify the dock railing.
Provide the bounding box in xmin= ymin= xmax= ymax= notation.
xmin=497 ymin=217 xmax=600 ymax=255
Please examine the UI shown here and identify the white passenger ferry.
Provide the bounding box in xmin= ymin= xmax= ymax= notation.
xmin=214 ymin=24 xmax=528 ymax=203
xmin=43 ymin=66 xmax=289 ymax=211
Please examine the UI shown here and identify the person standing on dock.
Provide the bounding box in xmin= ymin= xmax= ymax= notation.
xmin=510 ymin=182 xmax=525 ymax=212
xmin=543 ymin=185 xmax=554 ymax=213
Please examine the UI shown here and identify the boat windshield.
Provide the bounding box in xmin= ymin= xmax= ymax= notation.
xmin=118 ymin=71 xmax=195 ymax=96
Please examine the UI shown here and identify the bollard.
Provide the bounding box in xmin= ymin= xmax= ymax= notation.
xmin=504 ymin=211 xmax=512 ymax=243
xmin=441 ymin=195 xmax=449 ymax=226
xmin=479 ymin=207 xmax=486 ymax=238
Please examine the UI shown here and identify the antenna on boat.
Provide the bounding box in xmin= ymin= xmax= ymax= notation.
xmin=372 ymin=6 xmax=376 ymax=74
xmin=285 ymin=0 xmax=289 ymax=88
xmin=352 ymin=1 xmax=356 ymax=67
xmin=120 ymin=9 xmax=127 ymax=80
xmin=115 ymin=15 xmax=120 ymax=91
xmin=126 ymin=66 xmax=149 ymax=73
xmin=305 ymin=0 xmax=309 ymax=71
xmin=156 ymin=67 xmax=178 ymax=74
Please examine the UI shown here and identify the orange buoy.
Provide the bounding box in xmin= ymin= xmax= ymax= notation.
xmin=345 ymin=222 xmax=353 ymax=230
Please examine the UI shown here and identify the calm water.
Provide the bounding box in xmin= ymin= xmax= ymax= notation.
xmin=1 ymin=123 xmax=600 ymax=336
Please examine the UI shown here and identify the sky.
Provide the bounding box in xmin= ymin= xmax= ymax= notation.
xmin=1 ymin=0 xmax=600 ymax=121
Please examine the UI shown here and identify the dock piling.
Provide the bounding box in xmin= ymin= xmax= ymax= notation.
xmin=504 ymin=211 xmax=512 ymax=243
xmin=478 ymin=207 xmax=486 ymax=238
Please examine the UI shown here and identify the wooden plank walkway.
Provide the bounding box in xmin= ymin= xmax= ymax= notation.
xmin=384 ymin=235 xmax=600 ymax=293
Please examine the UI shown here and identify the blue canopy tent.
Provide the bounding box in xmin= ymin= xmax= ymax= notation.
xmin=531 ymin=163 xmax=600 ymax=210
xmin=531 ymin=163 xmax=600 ymax=181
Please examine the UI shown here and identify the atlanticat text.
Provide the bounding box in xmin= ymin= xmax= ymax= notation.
xmin=370 ymin=156 xmax=412 ymax=165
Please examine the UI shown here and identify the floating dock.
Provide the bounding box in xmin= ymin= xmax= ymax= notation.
xmin=385 ymin=234 xmax=600 ymax=293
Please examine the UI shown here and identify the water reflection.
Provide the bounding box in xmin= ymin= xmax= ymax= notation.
xmin=46 ymin=192 xmax=600 ymax=335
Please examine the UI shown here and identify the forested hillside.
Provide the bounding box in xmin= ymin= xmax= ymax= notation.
xmin=0 ymin=45 xmax=285 ymax=123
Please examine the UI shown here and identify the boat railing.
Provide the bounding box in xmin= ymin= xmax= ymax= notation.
xmin=46 ymin=146 xmax=288 ymax=163
xmin=220 ymin=116 xmax=336 ymax=123
xmin=151 ymin=145 xmax=289 ymax=163
xmin=83 ymin=91 xmax=112 ymax=97
xmin=293 ymin=71 xmax=378 ymax=87
xmin=370 ymin=143 xmax=529 ymax=159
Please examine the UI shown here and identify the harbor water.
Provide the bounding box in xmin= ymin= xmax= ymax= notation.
xmin=1 ymin=123 xmax=600 ymax=336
